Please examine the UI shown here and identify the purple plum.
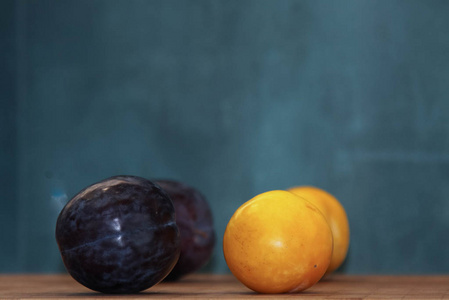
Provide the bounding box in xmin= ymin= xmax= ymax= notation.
xmin=155 ymin=180 xmax=215 ymax=280
xmin=55 ymin=175 xmax=180 ymax=293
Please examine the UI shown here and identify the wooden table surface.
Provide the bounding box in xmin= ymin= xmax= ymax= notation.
xmin=1 ymin=273 xmax=448 ymax=299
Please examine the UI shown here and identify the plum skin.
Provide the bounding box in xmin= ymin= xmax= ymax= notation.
xmin=55 ymin=175 xmax=180 ymax=294
xmin=155 ymin=180 xmax=215 ymax=280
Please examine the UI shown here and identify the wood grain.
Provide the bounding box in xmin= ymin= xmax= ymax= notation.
xmin=0 ymin=274 xmax=448 ymax=299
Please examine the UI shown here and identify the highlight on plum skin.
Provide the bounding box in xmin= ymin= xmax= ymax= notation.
xmin=55 ymin=175 xmax=180 ymax=294
xmin=155 ymin=179 xmax=216 ymax=281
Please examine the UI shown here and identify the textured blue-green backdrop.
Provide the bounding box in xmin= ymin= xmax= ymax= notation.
xmin=1 ymin=0 xmax=449 ymax=274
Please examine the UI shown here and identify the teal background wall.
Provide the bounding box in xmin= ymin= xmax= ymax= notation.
xmin=1 ymin=0 xmax=449 ymax=274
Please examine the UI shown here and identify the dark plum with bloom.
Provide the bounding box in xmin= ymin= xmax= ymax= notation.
xmin=55 ymin=175 xmax=180 ymax=294
xmin=155 ymin=180 xmax=215 ymax=280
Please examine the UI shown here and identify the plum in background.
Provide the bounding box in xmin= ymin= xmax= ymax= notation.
xmin=155 ymin=180 xmax=215 ymax=281
xmin=55 ymin=175 xmax=180 ymax=294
